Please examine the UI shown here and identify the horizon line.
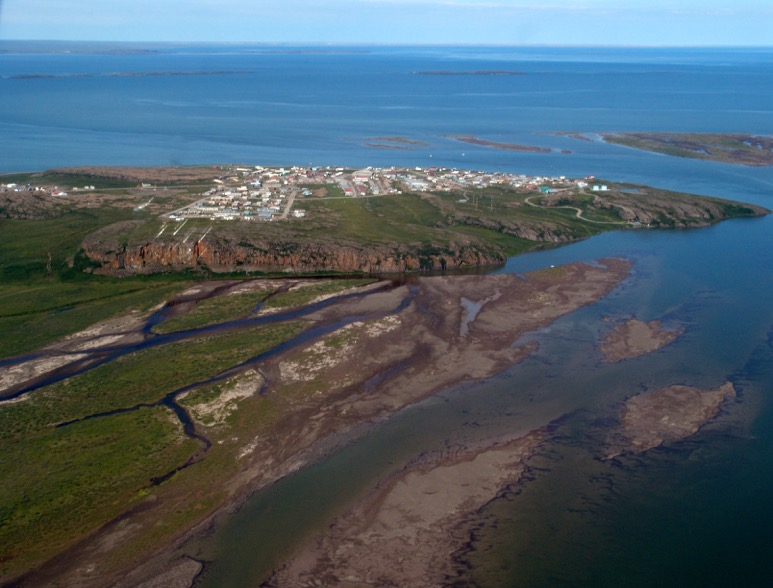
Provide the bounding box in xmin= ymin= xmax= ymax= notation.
xmin=2 ymin=39 xmax=773 ymax=49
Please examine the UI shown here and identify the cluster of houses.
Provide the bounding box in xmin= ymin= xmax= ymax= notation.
xmin=168 ymin=166 xmax=296 ymax=222
xmin=1 ymin=181 xmax=63 ymax=196
xmin=167 ymin=165 xmax=400 ymax=222
xmin=1 ymin=181 xmax=97 ymax=198
xmin=393 ymin=167 xmax=593 ymax=194
xmin=166 ymin=164 xmax=597 ymax=222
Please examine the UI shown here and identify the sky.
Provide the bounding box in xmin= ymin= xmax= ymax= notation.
xmin=1 ymin=0 xmax=772 ymax=46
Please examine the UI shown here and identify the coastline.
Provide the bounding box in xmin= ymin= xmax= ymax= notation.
xmin=6 ymin=259 xmax=631 ymax=587
xmin=264 ymin=430 xmax=546 ymax=587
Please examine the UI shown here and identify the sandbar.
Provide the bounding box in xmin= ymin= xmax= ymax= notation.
xmin=606 ymin=382 xmax=736 ymax=457
xmin=265 ymin=431 xmax=544 ymax=587
xmin=599 ymin=317 xmax=684 ymax=362
xmin=447 ymin=135 xmax=553 ymax=153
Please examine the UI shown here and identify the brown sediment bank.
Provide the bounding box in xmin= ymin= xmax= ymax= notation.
xmin=371 ymin=136 xmax=428 ymax=146
xmin=363 ymin=142 xmax=414 ymax=150
xmin=9 ymin=259 xmax=630 ymax=588
xmin=599 ymin=317 xmax=684 ymax=362
xmin=265 ymin=430 xmax=545 ymax=587
xmin=447 ymin=134 xmax=553 ymax=153
xmin=362 ymin=136 xmax=428 ymax=150
xmin=606 ymin=382 xmax=736 ymax=458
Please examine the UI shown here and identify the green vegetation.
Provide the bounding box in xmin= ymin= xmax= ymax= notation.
xmin=0 ymin=206 xmax=190 ymax=358
xmin=0 ymin=320 xmax=305 ymax=578
xmin=0 ymin=280 xmax=190 ymax=359
xmin=0 ymin=208 xmax=134 ymax=279
xmin=153 ymin=279 xmax=373 ymax=334
xmin=2 ymin=322 xmax=306 ymax=440
xmin=602 ymin=132 xmax=773 ymax=166
xmin=1 ymin=171 xmax=129 ymax=189
xmin=453 ymin=225 xmax=534 ymax=257
xmin=263 ymin=279 xmax=375 ymax=310
xmin=153 ymin=288 xmax=270 ymax=333
xmin=0 ymin=407 xmax=198 ymax=576
xmin=303 ymin=182 xmax=346 ymax=198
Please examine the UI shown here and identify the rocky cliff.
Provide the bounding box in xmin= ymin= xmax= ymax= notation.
xmin=82 ymin=237 xmax=506 ymax=275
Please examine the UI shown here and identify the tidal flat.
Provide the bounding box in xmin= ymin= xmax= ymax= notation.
xmin=2 ymin=258 xmax=631 ymax=587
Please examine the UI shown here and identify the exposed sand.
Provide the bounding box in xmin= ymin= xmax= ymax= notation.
xmin=11 ymin=259 xmax=631 ymax=588
xmin=266 ymin=431 xmax=545 ymax=587
xmin=448 ymin=134 xmax=552 ymax=153
xmin=225 ymin=260 xmax=630 ymax=492
xmin=0 ymin=310 xmax=152 ymax=398
xmin=181 ymin=369 xmax=265 ymax=427
xmin=0 ymin=353 xmax=87 ymax=397
xmin=52 ymin=311 xmax=148 ymax=352
xmin=599 ymin=317 xmax=683 ymax=362
xmin=606 ymin=382 xmax=736 ymax=458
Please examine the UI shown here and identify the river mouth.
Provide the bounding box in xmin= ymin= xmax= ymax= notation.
xmin=181 ymin=215 xmax=773 ymax=588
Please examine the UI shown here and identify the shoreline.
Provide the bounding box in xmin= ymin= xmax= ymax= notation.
xmin=264 ymin=429 xmax=546 ymax=587
xmin=6 ymin=259 xmax=631 ymax=587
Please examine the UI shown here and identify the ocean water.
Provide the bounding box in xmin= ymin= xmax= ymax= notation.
xmin=3 ymin=43 xmax=773 ymax=586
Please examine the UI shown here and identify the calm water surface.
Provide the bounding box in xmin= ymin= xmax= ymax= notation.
xmin=2 ymin=43 xmax=773 ymax=586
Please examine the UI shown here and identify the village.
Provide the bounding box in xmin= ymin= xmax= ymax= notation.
xmin=0 ymin=165 xmax=603 ymax=224
xmin=162 ymin=165 xmax=596 ymax=222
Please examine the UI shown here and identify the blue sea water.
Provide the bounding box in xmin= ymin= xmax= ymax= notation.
xmin=3 ymin=43 xmax=773 ymax=586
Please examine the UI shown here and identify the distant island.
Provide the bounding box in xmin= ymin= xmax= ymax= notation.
xmin=362 ymin=136 xmax=429 ymax=150
xmin=7 ymin=70 xmax=252 ymax=80
xmin=414 ymin=70 xmax=526 ymax=76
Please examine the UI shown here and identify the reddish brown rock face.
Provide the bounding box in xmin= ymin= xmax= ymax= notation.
xmin=83 ymin=239 xmax=506 ymax=274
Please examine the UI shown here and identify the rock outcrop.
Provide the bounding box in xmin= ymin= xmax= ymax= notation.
xmin=82 ymin=238 xmax=506 ymax=275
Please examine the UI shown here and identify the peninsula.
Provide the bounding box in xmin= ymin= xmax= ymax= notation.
xmin=2 ymin=164 xmax=764 ymax=278
xmin=564 ymin=132 xmax=773 ymax=166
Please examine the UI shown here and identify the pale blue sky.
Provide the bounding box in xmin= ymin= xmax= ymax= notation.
xmin=1 ymin=0 xmax=772 ymax=45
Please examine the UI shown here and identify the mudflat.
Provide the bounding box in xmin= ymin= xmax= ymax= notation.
xmin=265 ymin=431 xmax=545 ymax=587
xmin=599 ymin=317 xmax=684 ymax=362
xmin=606 ymin=382 xmax=736 ymax=458
xmin=7 ymin=259 xmax=631 ymax=588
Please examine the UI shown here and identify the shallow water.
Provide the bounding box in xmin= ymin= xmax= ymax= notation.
xmin=190 ymin=213 xmax=773 ymax=587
